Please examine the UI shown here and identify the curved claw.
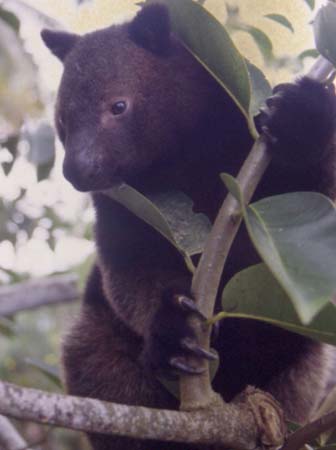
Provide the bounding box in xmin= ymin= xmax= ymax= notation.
xmin=181 ymin=337 xmax=218 ymax=361
xmin=174 ymin=295 xmax=206 ymax=320
xmin=169 ymin=356 xmax=205 ymax=375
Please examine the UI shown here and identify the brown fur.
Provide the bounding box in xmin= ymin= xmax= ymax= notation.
xmin=41 ymin=4 xmax=336 ymax=449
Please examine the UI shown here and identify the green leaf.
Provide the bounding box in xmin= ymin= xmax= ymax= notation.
xmin=0 ymin=317 xmax=16 ymax=337
xmin=303 ymin=0 xmax=315 ymax=10
xmin=221 ymin=263 xmax=336 ymax=345
xmin=221 ymin=173 xmax=244 ymax=204
xmin=243 ymin=25 xmax=274 ymax=63
xmin=104 ymin=185 xmax=211 ymax=270
xmin=314 ymin=2 xmax=336 ymax=66
xmin=22 ymin=121 xmax=55 ymax=181
xmin=105 ymin=184 xmax=175 ymax=243
xmin=145 ymin=0 xmax=251 ymax=123
xmin=1 ymin=134 xmax=18 ymax=175
xmin=298 ymin=48 xmax=319 ymax=61
xmin=0 ymin=7 xmax=19 ymax=31
xmin=25 ymin=357 xmax=62 ymax=388
xmin=245 ymin=60 xmax=272 ymax=119
xmin=264 ymin=14 xmax=294 ymax=33
xmin=24 ymin=122 xmax=55 ymax=165
xmin=244 ymin=192 xmax=336 ymax=324
xmin=148 ymin=190 xmax=211 ymax=257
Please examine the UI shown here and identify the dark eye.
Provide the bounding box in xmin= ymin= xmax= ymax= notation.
xmin=111 ymin=101 xmax=127 ymax=115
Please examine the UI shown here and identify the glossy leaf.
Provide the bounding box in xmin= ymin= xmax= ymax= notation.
xmin=303 ymin=0 xmax=315 ymax=10
xmin=314 ymin=2 xmax=336 ymax=66
xmin=221 ymin=173 xmax=243 ymax=203
xmin=1 ymin=134 xmax=18 ymax=175
xmin=146 ymin=0 xmax=251 ymax=122
xmin=245 ymin=60 xmax=272 ymax=119
xmin=0 ymin=317 xmax=16 ymax=337
xmin=243 ymin=25 xmax=274 ymax=63
xmin=264 ymin=14 xmax=294 ymax=33
xmin=148 ymin=190 xmax=211 ymax=257
xmin=104 ymin=185 xmax=211 ymax=270
xmin=245 ymin=192 xmax=336 ymax=324
xmin=298 ymin=48 xmax=319 ymax=61
xmin=0 ymin=7 xmax=19 ymax=31
xmin=222 ymin=175 xmax=336 ymax=324
xmin=22 ymin=121 xmax=55 ymax=181
xmin=105 ymin=184 xmax=175 ymax=243
xmin=221 ymin=264 xmax=336 ymax=345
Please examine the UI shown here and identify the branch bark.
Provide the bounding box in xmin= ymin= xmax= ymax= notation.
xmin=180 ymin=137 xmax=271 ymax=410
xmin=0 ymin=380 xmax=258 ymax=449
xmin=0 ymin=274 xmax=79 ymax=317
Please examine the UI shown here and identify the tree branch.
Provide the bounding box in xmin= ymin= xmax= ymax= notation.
xmin=0 ymin=274 xmax=79 ymax=317
xmin=0 ymin=414 xmax=36 ymax=450
xmin=180 ymin=137 xmax=270 ymax=410
xmin=282 ymin=410 xmax=336 ymax=450
xmin=0 ymin=380 xmax=259 ymax=449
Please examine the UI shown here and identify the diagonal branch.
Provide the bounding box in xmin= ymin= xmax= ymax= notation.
xmin=0 ymin=274 xmax=79 ymax=317
xmin=282 ymin=410 xmax=336 ymax=450
xmin=0 ymin=414 xmax=37 ymax=450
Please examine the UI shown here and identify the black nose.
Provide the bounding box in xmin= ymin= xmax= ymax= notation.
xmin=63 ymin=154 xmax=96 ymax=192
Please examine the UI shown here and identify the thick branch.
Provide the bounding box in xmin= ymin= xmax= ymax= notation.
xmin=180 ymin=133 xmax=271 ymax=409
xmin=0 ymin=380 xmax=258 ymax=449
xmin=0 ymin=274 xmax=79 ymax=317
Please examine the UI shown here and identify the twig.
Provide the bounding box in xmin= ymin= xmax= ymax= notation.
xmin=180 ymin=138 xmax=270 ymax=409
xmin=0 ymin=380 xmax=258 ymax=449
xmin=282 ymin=410 xmax=336 ymax=450
xmin=0 ymin=274 xmax=79 ymax=317
xmin=0 ymin=415 xmax=35 ymax=450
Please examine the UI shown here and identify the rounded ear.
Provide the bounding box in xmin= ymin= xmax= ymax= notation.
xmin=128 ymin=4 xmax=171 ymax=55
xmin=41 ymin=29 xmax=80 ymax=62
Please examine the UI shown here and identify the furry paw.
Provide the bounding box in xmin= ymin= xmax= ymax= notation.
xmin=141 ymin=285 xmax=217 ymax=375
xmin=255 ymin=77 xmax=336 ymax=168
